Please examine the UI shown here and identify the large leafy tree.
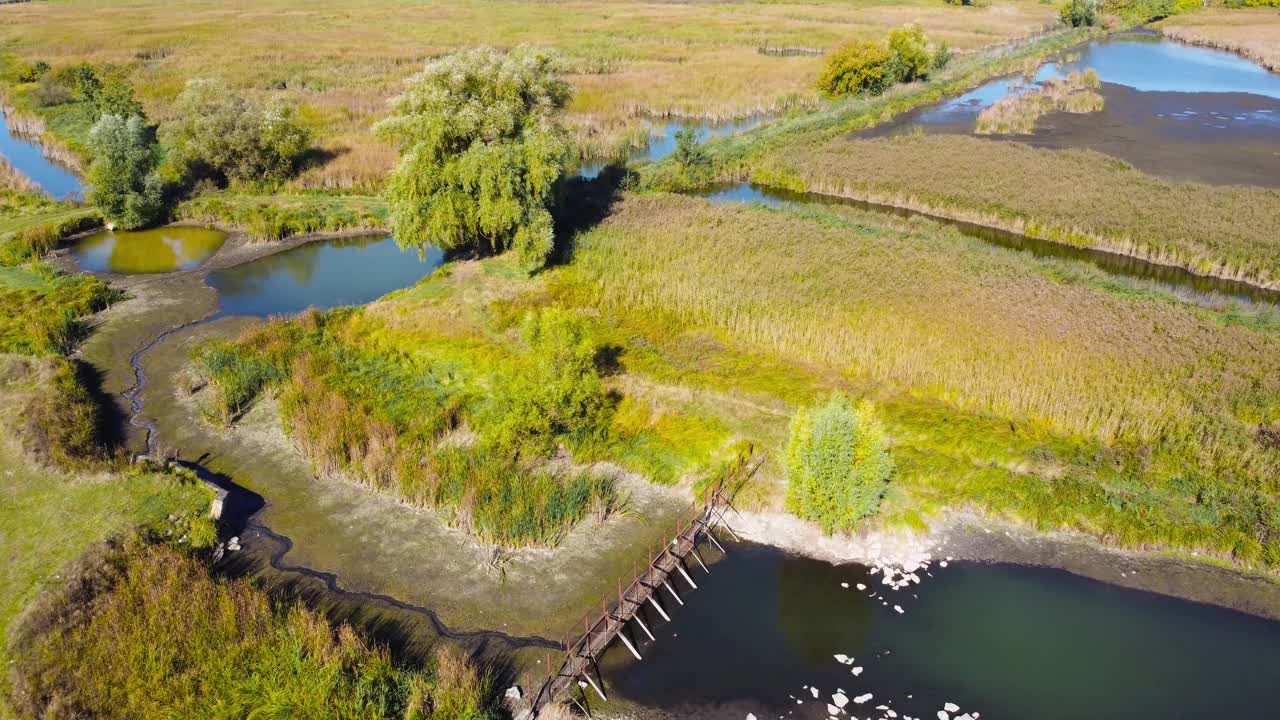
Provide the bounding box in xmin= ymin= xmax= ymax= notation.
xmin=375 ymin=47 xmax=571 ymax=268
xmin=161 ymin=79 xmax=310 ymax=184
xmin=784 ymin=394 xmax=894 ymax=534
xmin=86 ymin=114 xmax=164 ymax=229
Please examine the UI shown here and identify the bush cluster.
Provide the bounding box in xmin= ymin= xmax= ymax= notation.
xmin=785 ymin=394 xmax=896 ymax=534
xmin=192 ymin=308 xmax=621 ymax=547
xmin=818 ymin=25 xmax=951 ymax=98
xmin=1059 ymin=0 xmax=1101 ymax=26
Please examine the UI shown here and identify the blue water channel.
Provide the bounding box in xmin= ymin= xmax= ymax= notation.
xmin=0 ymin=109 xmax=84 ymax=199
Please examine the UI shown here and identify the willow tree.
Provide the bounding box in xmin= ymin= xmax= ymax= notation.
xmin=375 ymin=47 xmax=571 ymax=268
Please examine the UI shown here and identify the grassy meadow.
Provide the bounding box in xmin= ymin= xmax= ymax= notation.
xmin=0 ymin=0 xmax=1056 ymax=188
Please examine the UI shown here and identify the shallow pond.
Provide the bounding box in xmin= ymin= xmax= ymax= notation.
xmin=209 ymin=235 xmax=442 ymax=317
xmin=869 ymin=32 xmax=1280 ymax=187
xmin=697 ymin=181 xmax=1280 ymax=308
xmin=72 ymin=226 xmax=227 ymax=273
xmin=0 ymin=109 xmax=84 ymax=200
xmin=577 ymin=117 xmax=762 ymax=178
xmin=601 ymin=542 xmax=1280 ymax=719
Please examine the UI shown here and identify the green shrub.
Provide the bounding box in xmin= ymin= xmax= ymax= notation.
xmin=817 ymin=41 xmax=896 ymax=98
xmin=1060 ymin=0 xmax=1101 ymax=26
xmin=480 ymin=308 xmax=610 ymax=459
xmin=784 ymin=394 xmax=894 ymax=534
xmin=86 ymin=114 xmax=165 ymax=229
xmin=161 ymin=79 xmax=311 ymax=185
xmin=888 ymin=24 xmax=933 ymax=82
xmin=15 ymin=60 xmax=50 ymax=83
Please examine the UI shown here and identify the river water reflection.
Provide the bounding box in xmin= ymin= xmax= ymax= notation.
xmin=602 ymin=542 xmax=1280 ymax=720
xmin=867 ymin=32 xmax=1280 ymax=187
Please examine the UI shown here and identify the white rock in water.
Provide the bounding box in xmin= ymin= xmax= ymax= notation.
xmin=944 ymin=703 xmax=959 ymax=712
xmin=811 ymin=687 xmax=820 ymax=699
xmin=887 ymin=711 xmax=898 ymax=718
xmin=939 ymin=561 xmax=949 ymax=567
xmin=841 ymin=582 xmax=850 ymax=588
xmin=746 ymin=714 xmax=757 ymax=720
xmin=957 ymin=714 xmax=974 ymax=720
xmin=833 ymin=692 xmax=849 ymax=708
xmin=894 ymin=605 xmax=904 ymax=614
xmin=852 ymin=666 xmax=863 ymax=676
xmin=854 ymin=692 xmax=873 ymax=704
xmin=835 ymin=654 xmax=849 ymax=664
xmin=937 ymin=712 xmax=950 ymax=720
xmin=828 ymin=704 xmax=840 ymax=715
xmin=869 ymin=567 xmax=880 ymax=574
xmin=857 ymin=583 xmax=867 ymax=590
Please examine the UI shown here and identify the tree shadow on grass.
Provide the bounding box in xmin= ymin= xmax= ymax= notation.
xmin=546 ymin=163 xmax=632 ymax=267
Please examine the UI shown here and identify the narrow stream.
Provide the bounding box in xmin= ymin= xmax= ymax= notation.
xmin=695 ymin=181 xmax=1280 ymax=309
xmin=0 ymin=108 xmax=83 ymax=199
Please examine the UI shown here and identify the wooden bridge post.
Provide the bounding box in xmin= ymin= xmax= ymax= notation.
xmin=647 ymin=593 xmax=671 ymax=621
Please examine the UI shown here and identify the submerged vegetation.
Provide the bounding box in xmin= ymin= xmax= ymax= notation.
xmin=9 ymin=540 xmax=500 ymax=720
xmin=975 ymin=68 xmax=1103 ymax=134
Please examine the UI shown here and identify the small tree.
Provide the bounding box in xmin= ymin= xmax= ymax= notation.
xmin=1060 ymin=0 xmax=1101 ymax=26
xmin=375 ymin=46 xmax=571 ymax=269
xmin=817 ymin=41 xmax=896 ymax=98
xmin=887 ymin=24 xmax=933 ymax=83
xmin=784 ymin=394 xmax=894 ymax=534
xmin=161 ymin=79 xmax=310 ymax=185
xmin=86 ymin=114 xmax=164 ymax=229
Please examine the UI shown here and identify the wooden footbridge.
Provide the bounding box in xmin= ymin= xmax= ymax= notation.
xmin=526 ymin=449 xmax=758 ymax=717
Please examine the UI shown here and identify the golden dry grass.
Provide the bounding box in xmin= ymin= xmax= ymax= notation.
xmin=0 ymin=0 xmax=1056 ymax=186
xmin=1158 ymin=8 xmax=1280 ymax=72
xmin=749 ymin=134 xmax=1280 ymax=289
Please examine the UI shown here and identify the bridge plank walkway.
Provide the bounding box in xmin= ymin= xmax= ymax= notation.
xmin=528 ymin=451 xmax=757 ymax=716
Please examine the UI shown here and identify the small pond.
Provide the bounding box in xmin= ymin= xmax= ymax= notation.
xmin=208 ymin=235 xmax=442 ymax=317
xmin=601 ymin=542 xmax=1280 ymax=720
xmin=72 ymin=226 xmax=227 ymax=274
xmin=577 ymin=117 xmax=763 ymax=179
xmin=867 ymin=32 xmax=1280 ymax=187
xmin=697 ymin=181 xmax=1280 ymax=309
xmin=0 ymin=109 xmax=84 ymax=200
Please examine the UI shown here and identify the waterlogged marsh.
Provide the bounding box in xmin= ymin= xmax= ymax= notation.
xmin=874 ymin=33 xmax=1280 ymax=187
xmin=0 ymin=109 xmax=83 ymax=200
xmin=601 ymin=542 xmax=1280 ymax=720
xmin=577 ymin=117 xmax=762 ymax=178
xmin=208 ymin=235 xmax=442 ymax=317
xmin=72 ymin=226 xmax=227 ymax=274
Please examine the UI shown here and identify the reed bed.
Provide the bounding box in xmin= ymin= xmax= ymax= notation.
xmin=566 ymin=193 xmax=1280 ymax=485
xmin=749 ymin=134 xmax=1280 ymax=289
xmin=9 ymin=540 xmax=500 ymax=720
xmin=1158 ymin=8 xmax=1280 ymax=72
xmin=561 ymin=193 xmax=1280 ymax=565
xmin=975 ymin=69 xmax=1102 ymax=135
xmin=0 ymin=0 xmax=1056 ymax=183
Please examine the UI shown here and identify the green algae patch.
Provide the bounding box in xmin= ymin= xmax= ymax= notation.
xmin=72 ymin=226 xmax=226 ymax=273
